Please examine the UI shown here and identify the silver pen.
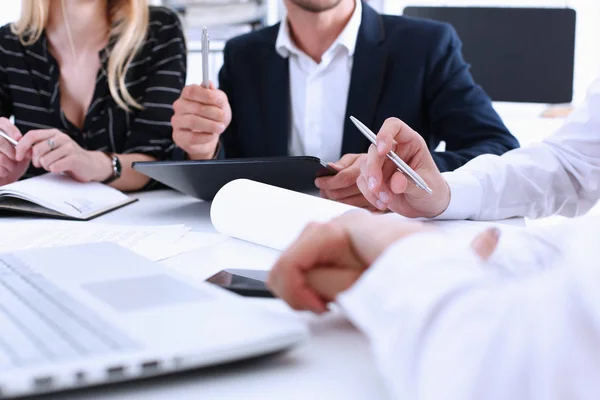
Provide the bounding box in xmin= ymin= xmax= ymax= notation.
xmin=350 ymin=116 xmax=433 ymax=195
xmin=201 ymin=27 xmax=210 ymax=88
xmin=0 ymin=129 xmax=18 ymax=146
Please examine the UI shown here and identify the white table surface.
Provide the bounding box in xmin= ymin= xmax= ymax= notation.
xmin=34 ymin=189 xmax=390 ymax=400
xmin=46 ymin=188 xmax=524 ymax=400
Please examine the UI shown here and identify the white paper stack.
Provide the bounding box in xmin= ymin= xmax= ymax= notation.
xmin=0 ymin=221 xmax=228 ymax=261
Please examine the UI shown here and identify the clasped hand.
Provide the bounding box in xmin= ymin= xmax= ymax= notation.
xmin=0 ymin=118 xmax=112 ymax=185
xmin=16 ymin=128 xmax=113 ymax=183
xmin=267 ymin=211 xmax=501 ymax=314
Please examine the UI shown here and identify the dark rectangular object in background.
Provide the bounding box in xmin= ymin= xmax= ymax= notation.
xmin=403 ymin=7 xmax=576 ymax=104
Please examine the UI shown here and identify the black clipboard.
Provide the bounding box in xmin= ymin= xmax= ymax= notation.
xmin=133 ymin=156 xmax=337 ymax=201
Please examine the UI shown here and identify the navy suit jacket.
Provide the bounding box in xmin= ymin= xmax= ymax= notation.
xmin=216 ymin=2 xmax=519 ymax=172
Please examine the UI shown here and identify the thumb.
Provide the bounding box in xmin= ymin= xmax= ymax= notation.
xmin=329 ymin=154 xmax=358 ymax=171
xmin=470 ymin=227 xmax=500 ymax=261
xmin=328 ymin=162 xmax=344 ymax=172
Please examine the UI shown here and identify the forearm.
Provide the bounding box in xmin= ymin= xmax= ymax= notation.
xmin=91 ymin=151 xmax=155 ymax=192
xmin=440 ymin=140 xmax=600 ymax=221
xmin=439 ymin=78 xmax=600 ymax=221
xmin=338 ymin=231 xmax=600 ymax=400
xmin=112 ymin=153 xmax=155 ymax=192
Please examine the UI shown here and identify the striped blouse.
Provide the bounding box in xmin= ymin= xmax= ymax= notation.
xmin=0 ymin=6 xmax=186 ymax=179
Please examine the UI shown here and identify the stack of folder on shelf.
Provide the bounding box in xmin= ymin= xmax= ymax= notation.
xmin=166 ymin=0 xmax=266 ymax=40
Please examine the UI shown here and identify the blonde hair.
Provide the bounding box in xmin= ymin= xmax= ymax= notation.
xmin=12 ymin=0 xmax=149 ymax=111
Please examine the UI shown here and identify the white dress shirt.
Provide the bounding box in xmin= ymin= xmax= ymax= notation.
xmin=337 ymin=216 xmax=600 ymax=400
xmin=331 ymin=77 xmax=600 ymax=399
xmin=275 ymin=0 xmax=362 ymax=163
xmin=438 ymin=77 xmax=600 ymax=220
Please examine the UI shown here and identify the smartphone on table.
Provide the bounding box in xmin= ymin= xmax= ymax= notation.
xmin=206 ymin=269 xmax=275 ymax=298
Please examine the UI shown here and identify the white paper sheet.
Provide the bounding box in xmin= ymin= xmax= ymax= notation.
xmin=0 ymin=221 xmax=196 ymax=261
xmin=210 ymin=179 xmax=527 ymax=253
xmin=211 ymin=179 xmax=363 ymax=251
xmin=152 ymin=231 xmax=230 ymax=261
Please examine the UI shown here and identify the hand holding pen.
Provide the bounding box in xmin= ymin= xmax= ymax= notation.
xmin=354 ymin=117 xmax=452 ymax=218
xmin=171 ymin=27 xmax=233 ymax=160
xmin=0 ymin=117 xmax=31 ymax=185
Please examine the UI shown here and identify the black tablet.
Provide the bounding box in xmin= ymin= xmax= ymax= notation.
xmin=132 ymin=156 xmax=337 ymax=201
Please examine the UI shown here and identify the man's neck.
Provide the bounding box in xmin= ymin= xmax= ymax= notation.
xmin=47 ymin=0 xmax=109 ymax=51
xmin=285 ymin=0 xmax=356 ymax=63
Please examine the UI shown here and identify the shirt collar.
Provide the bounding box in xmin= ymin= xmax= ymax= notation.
xmin=275 ymin=0 xmax=362 ymax=59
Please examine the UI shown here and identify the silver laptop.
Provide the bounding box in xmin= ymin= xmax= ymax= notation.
xmin=0 ymin=243 xmax=308 ymax=398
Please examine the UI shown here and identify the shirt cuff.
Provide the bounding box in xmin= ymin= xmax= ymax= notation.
xmin=336 ymin=231 xmax=480 ymax=340
xmin=435 ymin=171 xmax=484 ymax=220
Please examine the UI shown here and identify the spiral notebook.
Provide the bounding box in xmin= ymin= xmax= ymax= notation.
xmin=0 ymin=174 xmax=137 ymax=220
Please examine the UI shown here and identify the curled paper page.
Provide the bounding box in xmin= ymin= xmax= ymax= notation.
xmin=210 ymin=179 xmax=360 ymax=251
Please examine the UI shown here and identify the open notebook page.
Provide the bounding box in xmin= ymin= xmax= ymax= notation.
xmin=0 ymin=174 xmax=130 ymax=218
xmin=210 ymin=179 xmax=362 ymax=251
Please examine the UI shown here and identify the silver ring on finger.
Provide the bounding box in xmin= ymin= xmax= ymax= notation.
xmin=47 ymin=138 xmax=56 ymax=151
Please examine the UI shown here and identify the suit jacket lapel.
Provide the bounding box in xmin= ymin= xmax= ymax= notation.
xmin=260 ymin=27 xmax=290 ymax=156
xmin=342 ymin=2 xmax=388 ymax=154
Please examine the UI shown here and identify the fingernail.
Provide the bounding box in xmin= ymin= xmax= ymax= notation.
xmin=379 ymin=192 xmax=390 ymax=203
xmin=375 ymin=200 xmax=386 ymax=210
xmin=368 ymin=177 xmax=377 ymax=191
xmin=377 ymin=141 xmax=386 ymax=153
xmin=490 ymin=227 xmax=501 ymax=240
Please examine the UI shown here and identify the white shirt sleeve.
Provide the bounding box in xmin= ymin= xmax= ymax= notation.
xmin=337 ymin=220 xmax=600 ymax=400
xmin=437 ymin=78 xmax=600 ymax=220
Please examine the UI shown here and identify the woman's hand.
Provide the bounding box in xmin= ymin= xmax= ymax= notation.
xmin=15 ymin=129 xmax=112 ymax=183
xmin=0 ymin=118 xmax=31 ymax=186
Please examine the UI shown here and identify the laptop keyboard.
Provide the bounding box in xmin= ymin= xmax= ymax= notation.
xmin=0 ymin=256 xmax=139 ymax=369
